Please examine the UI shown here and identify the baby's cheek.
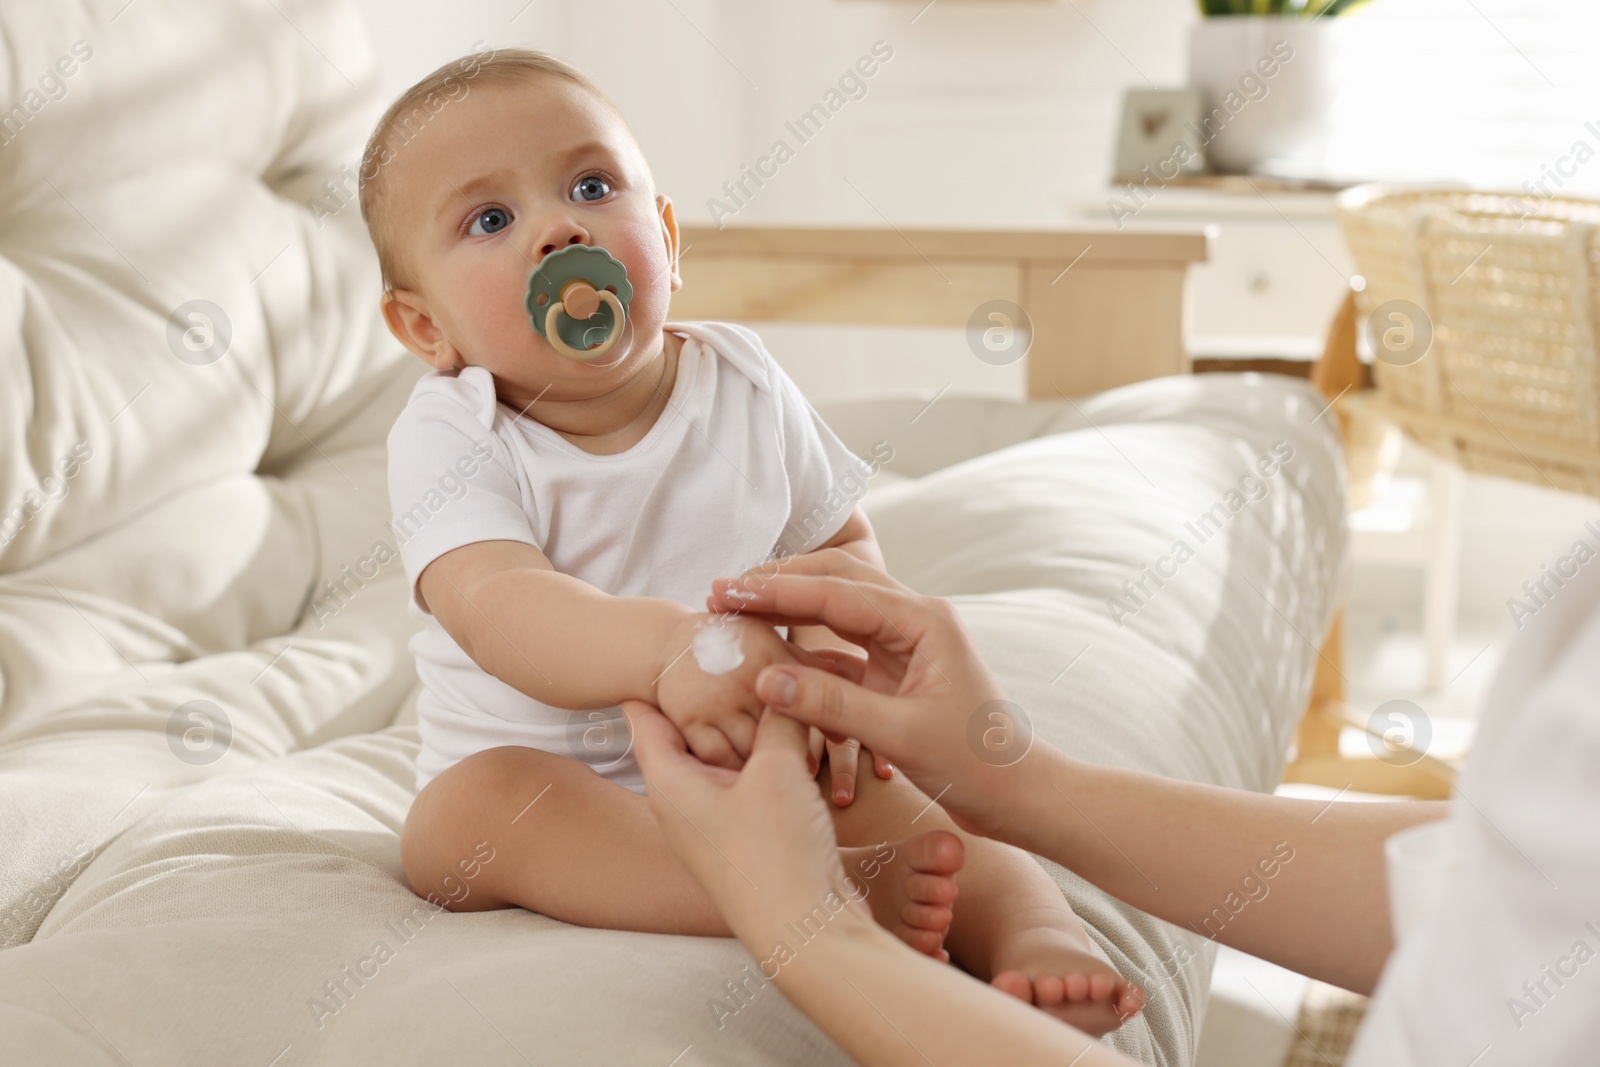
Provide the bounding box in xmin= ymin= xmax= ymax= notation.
xmin=451 ymin=272 xmax=530 ymax=351
xmin=612 ymin=225 xmax=670 ymax=301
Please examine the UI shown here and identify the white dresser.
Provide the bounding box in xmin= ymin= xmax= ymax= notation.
xmin=1063 ymin=181 xmax=1356 ymax=362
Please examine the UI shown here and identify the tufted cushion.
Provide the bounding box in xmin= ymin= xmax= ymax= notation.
xmin=0 ymin=0 xmax=417 ymax=946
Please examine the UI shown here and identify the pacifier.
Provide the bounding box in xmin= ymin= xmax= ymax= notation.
xmin=524 ymin=244 xmax=634 ymax=362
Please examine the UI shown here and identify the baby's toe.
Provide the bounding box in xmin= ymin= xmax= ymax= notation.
xmin=903 ymin=830 xmax=965 ymax=878
xmin=1033 ymin=974 xmax=1065 ymax=1006
xmin=1115 ymin=984 xmax=1147 ymax=1019
xmin=990 ymin=971 xmax=1035 ymax=1004
xmin=904 ymin=872 xmax=958 ymax=907
xmin=901 ymin=927 xmax=948 ymax=957
xmin=1089 ymin=971 xmax=1116 ymax=1002
xmin=900 ymin=901 xmax=954 ymax=933
xmin=1063 ymin=972 xmax=1090 ymax=1002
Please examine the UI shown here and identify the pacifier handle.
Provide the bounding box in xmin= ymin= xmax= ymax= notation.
xmin=544 ymin=286 xmax=626 ymax=362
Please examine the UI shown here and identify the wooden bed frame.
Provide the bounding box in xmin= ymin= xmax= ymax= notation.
xmin=676 ymin=223 xmax=1432 ymax=798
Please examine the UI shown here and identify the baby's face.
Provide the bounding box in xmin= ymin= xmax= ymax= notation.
xmin=381 ymin=77 xmax=680 ymax=406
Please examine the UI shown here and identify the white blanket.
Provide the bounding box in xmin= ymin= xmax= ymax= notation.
xmin=0 ymin=1 xmax=1347 ymax=1063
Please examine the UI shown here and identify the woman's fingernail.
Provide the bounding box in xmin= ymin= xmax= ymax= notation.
xmin=758 ymin=669 xmax=798 ymax=705
xmin=834 ymin=788 xmax=848 ymax=801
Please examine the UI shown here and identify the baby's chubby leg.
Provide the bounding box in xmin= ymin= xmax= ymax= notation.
xmin=400 ymin=744 xmax=963 ymax=949
xmin=402 ymin=744 xmax=729 ymax=932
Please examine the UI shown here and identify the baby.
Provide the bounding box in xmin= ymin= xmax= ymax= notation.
xmin=360 ymin=47 xmax=1143 ymax=1036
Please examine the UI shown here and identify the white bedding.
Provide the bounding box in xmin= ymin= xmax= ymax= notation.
xmin=0 ymin=2 xmax=1347 ymax=1064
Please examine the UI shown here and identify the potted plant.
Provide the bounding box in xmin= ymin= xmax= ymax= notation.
xmin=1189 ymin=0 xmax=1372 ymax=176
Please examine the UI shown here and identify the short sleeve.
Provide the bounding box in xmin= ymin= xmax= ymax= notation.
xmin=386 ymin=370 xmax=539 ymax=614
xmin=764 ymin=350 xmax=876 ymax=558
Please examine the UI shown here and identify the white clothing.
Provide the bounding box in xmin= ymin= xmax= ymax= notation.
xmin=1348 ymin=541 xmax=1600 ymax=1064
xmin=385 ymin=321 xmax=874 ymax=792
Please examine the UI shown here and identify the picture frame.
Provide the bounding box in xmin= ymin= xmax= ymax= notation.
xmin=1113 ymin=88 xmax=1208 ymax=181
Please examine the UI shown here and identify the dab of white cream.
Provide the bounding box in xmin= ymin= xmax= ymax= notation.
xmin=692 ymin=616 xmax=745 ymax=675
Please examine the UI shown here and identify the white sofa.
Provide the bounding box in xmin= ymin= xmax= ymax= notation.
xmin=0 ymin=2 xmax=1346 ymax=1063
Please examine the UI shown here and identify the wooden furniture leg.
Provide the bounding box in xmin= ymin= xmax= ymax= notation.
xmin=1297 ymin=614 xmax=1346 ymax=765
xmin=1287 ymin=286 xmax=1455 ymax=799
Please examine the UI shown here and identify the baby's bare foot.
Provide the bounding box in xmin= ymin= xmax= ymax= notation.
xmin=841 ymin=831 xmax=964 ymax=961
xmin=989 ymin=920 xmax=1146 ymax=1037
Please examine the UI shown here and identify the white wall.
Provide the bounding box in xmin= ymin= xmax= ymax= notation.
xmin=357 ymin=0 xmax=1198 ymax=228
xmin=356 ymin=0 xmax=1600 ymax=226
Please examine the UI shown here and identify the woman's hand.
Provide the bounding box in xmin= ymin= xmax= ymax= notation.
xmin=706 ymin=549 xmax=1042 ymax=843
xmin=623 ymin=698 xmax=863 ymax=943
xmin=626 ymin=695 xmax=1130 ymax=1067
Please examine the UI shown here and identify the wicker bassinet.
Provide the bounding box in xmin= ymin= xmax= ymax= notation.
xmin=1336 ymin=185 xmax=1600 ymax=497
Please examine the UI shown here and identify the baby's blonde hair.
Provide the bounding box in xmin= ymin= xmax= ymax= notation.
xmin=358 ymin=46 xmax=626 ymax=292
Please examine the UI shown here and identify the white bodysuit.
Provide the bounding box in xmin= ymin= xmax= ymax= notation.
xmin=386 ymin=321 xmax=875 ymax=792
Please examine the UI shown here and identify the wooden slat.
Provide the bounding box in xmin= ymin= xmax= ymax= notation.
xmin=670 ymin=257 xmax=1019 ymax=329
xmin=673 ymin=223 xmax=1210 ymax=397
xmin=679 ymin=224 xmax=1209 ymax=265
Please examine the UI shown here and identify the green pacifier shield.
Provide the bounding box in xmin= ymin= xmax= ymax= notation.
xmin=524 ymin=245 xmax=634 ymax=356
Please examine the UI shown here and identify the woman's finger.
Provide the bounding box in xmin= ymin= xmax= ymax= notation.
xmin=825 ymin=737 xmax=861 ymax=806
xmin=748 ymin=704 xmax=814 ymax=772
xmin=756 ymin=662 xmax=903 ymax=751
xmin=709 ymin=573 xmax=935 ymax=654
xmin=623 ymin=699 xmax=686 ymax=762
xmin=623 ymin=699 xmax=711 ymax=796
xmin=786 ymin=642 xmax=861 ymax=676
xmin=735 ymin=547 xmax=910 ymax=594
xmin=871 ymin=750 xmax=894 ymax=780
xmin=804 ymin=646 xmax=870 ymax=685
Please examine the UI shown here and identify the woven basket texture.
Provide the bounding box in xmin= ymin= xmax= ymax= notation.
xmin=1337 ymin=185 xmax=1600 ymax=496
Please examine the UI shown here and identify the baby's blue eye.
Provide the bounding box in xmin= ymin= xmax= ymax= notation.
xmin=572 ymin=175 xmax=611 ymax=202
xmin=467 ymin=207 xmax=510 ymax=236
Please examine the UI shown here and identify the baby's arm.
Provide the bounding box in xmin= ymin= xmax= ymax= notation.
xmin=419 ymin=537 xmax=830 ymax=767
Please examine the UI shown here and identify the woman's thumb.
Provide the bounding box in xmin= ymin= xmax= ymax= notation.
xmin=622 ymin=699 xmax=691 ymax=776
xmin=756 ymin=664 xmax=879 ymax=741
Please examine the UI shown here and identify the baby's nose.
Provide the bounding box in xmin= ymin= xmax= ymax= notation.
xmin=540 ymin=233 xmax=586 ymax=259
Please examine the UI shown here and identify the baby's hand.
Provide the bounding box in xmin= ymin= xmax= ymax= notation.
xmin=654 ymin=612 xmax=828 ymax=769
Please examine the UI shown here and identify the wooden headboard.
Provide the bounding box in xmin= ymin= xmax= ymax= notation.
xmin=674 ymin=224 xmax=1211 ymax=398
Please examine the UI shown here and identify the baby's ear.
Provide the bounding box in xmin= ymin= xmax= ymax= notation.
xmin=657 ymin=194 xmax=683 ymax=294
xmin=382 ymin=289 xmax=460 ymax=370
